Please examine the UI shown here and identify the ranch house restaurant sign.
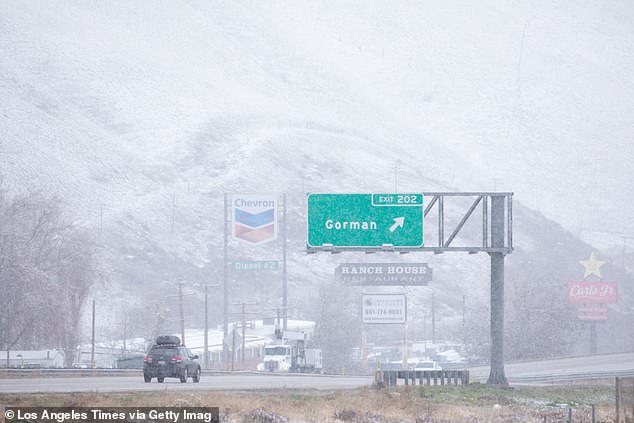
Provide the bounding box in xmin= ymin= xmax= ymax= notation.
xmin=335 ymin=263 xmax=432 ymax=286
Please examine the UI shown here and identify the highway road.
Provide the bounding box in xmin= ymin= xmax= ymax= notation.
xmin=469 ymin=352 xmax=634 ymax=383
xmin=0 ymin=373 xmax=374 ymax=394
xmin=1 ymin=352 xmax=633 ymax=393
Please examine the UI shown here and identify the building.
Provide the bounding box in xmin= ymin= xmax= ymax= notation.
xmin=0 ymin=350 xmax=65 ymax=368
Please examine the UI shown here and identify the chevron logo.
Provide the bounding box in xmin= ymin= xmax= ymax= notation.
xmin=232 ymin=195 xmax=278 ymax=245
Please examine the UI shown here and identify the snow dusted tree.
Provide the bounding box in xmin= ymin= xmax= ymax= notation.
xmin=312 ymin=279 xmax=362 ymax=374
xmin=0 ymin=187 xmax=95 ymax=366
xmin=505 ymin=235 xmax=581 ymax=360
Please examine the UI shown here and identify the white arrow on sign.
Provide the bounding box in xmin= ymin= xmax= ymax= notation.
xmin=389 ymin=217 xmax=405 ymax=232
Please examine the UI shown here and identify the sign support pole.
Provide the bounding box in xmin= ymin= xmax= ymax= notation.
xmin=590 ymin=322 xmax=597 ymax=354
xmin=223 ymin=193 xmax=229 ymax=365
xmin=283 ymin=193 xmax=288 ymax=331
xmin=487 ymin=195 xmax=508 ymax=387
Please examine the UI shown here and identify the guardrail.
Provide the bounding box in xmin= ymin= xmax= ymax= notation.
xmin=0 ymin=368 xmax=357 ymax=378
xmin=378 ymin=370 xmax=469 ymax=387
xmin=0 ymin=368 xmax=142 ymax=378
xmin=464 ymin=369 xmax=634 ymax=384
xmin=3 ymin=368 xmax=634 ymax=386
xmin=472 ymin=369 xmax=634 ymax=384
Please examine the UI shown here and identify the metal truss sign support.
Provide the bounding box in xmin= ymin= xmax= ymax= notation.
xmin=306 ymin=192 xmax=513 ymax=387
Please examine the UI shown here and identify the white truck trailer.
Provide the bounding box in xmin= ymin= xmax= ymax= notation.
xmin=257 ymin=331 xmax=322 ymax=373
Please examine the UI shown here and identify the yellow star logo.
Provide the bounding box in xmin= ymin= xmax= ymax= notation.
xmin=579 ymin=252 xmax=606 ymax=278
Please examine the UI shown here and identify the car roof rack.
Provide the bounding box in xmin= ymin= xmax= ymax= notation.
xmin=155 ymin=335 xmax=181 ymax=346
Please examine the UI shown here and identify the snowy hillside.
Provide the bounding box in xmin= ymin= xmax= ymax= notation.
xmin=1 ymin=1 xmax=633 ymax=354
xmin=2 ymin=1 xmax=633 ymax=236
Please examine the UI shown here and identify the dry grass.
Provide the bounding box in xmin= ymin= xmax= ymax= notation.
xmin=0 ymin=383 xmax=616 ymax=422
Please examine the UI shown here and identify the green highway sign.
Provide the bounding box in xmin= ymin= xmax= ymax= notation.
xmin=307 ymin=194 xmax=424 ymax=249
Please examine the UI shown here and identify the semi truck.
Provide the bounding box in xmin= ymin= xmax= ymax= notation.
xmin=257 ymin=331 xmax=322 ymax=373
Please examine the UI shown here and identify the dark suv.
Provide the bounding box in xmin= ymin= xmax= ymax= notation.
xmin=143 ymin=336 xmax=201 ymax=383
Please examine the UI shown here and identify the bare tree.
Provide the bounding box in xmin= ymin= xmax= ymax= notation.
xmin=505 ymin=250 xmax=578 ymax=360
xmin=0 ymin=187 xmax=95 ymax=366
xmin=312 ymin=280 xmax=362 ymax=374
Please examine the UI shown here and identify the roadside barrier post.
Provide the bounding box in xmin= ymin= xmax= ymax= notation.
xmin=374 ymin=360 xmax=383 ymax=389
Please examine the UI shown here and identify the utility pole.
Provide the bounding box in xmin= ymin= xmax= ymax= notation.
xmin=462 ymin=294 xmax=466 ymax=348
xmin=165 ymin=283 xmax=196 ymax=348
xmin=178 ymin=282 xmax=185 ymax=345
xmin=231 ymin=325 xmax=236 ymax=371
xmin=171 ymin=193 xmax=176 ymax=234
xmin=122 ymin=312 xmax=127 ymax=356
xmin=230 ymin=302 xmax=258 ymax=365
xmin=241 ymin=302 xmax=246 ymax=363
xmin=423 ymin=314 xmax=427 ymax=355
xmin=431 ymin=291 xmax=436 ymax=344
xmin=91 ymin=299 xmax=96 ymax=369
xmin=361 ymin=325 xmax=367 ymax=370
xmin=403 ymin=319 xmax=408 ymax=369
xmin=204 ymin=282 xmax=209 ymax=368
xmin=191 ymin=282 xmax=219 ymax=369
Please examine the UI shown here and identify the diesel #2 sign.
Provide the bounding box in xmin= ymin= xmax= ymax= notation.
xmin=232 ymin=195 xmax=278 ymax=245
xmin=307 ymin=193 xmax=423 ymax=249
xmin=229 ymin=260 xmax=280 ymax=271
xmin=336 ymin=263 xmax=432 ymax=286
xmin=362 ymin=294 xmax=407 ymax=324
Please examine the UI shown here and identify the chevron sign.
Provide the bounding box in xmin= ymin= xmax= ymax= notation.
xmin=232 ymin=194 xmax=278 ymax=245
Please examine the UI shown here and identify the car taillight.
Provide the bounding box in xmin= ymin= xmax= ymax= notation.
xmin=144 ymin=356 xmax=152 ymax=363
xmin=171 ymin=356 xmax=183 ymax=363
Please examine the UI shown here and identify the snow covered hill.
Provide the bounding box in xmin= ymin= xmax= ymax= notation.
xmin=1 ymin=1 xmax=633 ymax=353
xmin=2 ymin=1 xmax=633 ymax=236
